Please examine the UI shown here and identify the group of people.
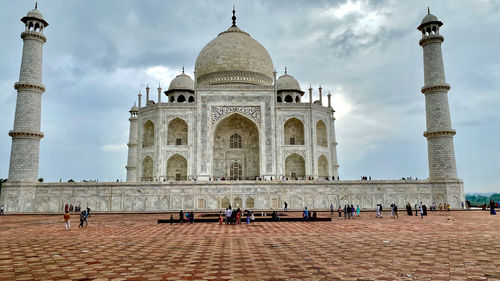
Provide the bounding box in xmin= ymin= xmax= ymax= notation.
xmin=64 ymin=203 xmax=83 ymax=213
xmin=63 ymin=208 xmax=90 ymax=230
xmin=220 ymin=207 xmax=255 ymax=224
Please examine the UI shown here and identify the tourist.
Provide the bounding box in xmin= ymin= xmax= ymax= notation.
xmin=393 ymin=204 xmax=398 ymax=219
xmin=439 ymin=203 xmax=443 ymax=211
xmin=0 ymin=205 xmax=4 ymax=215
xmin=356 ymin=205 xmax=360 ymax=217
xmin=170 ymin=214 xmax=174 ymax=225
xmin=185 ymin=212 xmax=190 ymax=223
xmin=423 ymin=204 xmax=428 ymax=216
xmin=330 ymin=204 xmax=334 ymax=215
xmin=69 ymin=204 xmax=73 ymax=212
xmin=351 ymin=204 xmax=355 ymax=218
xmin=284 ymin=202 xmax=288 ymax=212
xmin=346 ymin=205 xmax=351 ymax=219
xmin=236 ymin=208 xmax=241 ymax=224
xmin=303 ymin=207 xmax=309 ymax=221
xmin=246 ymin=210 xmax=250 ymax=224
xmin=87 ymin=207 xmax=91 ymax=217
xmin=78 ymin=211 xmax=85 ymax=228
xmin=343 ymin=205 xmax=347 ymax=219
xmin=84 ymin=210 xmax=89 ymax=226
xmin=250 ymin=211 xmax=255 ymax=222
xmin=490 ymin=200 xmax=496 ymax=215
xmin=225 ymin=208 xmax=232 ymax=224
xmin=420 ymin=202 xmax=424 ymax=219
xmin=376 ymin=204 xmax=382 ymax=218
xmin=406 ymin=202 xmax=412 ymax=216
xmin=64 ymin=211 xmax=71 ymax=231
xmin=390 ymin=203 xmax=394 ymax=218
xmin=447 ymin=203 xmax=451 ymax=212
xmin=219 ymin=212 xmax=223 ymax=225
xmin=415 ymin=204 xmax=418 ymax=216
xmin=312 ymin=211 xmax=317 ymax=221
xmin=190 ymin=211 xmax=194 ymax=223
xmin=179 ymin=210 xmax=184 ymax=224
xmin=461 ymin=201 xmax=464 ymax=209
xmin=65 ymin=204 xmax=69 ymax=213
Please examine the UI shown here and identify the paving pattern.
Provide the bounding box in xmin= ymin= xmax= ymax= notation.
xmin=0 ymin=210 xmax=499 ymax=280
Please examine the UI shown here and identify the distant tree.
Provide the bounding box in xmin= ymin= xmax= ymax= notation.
xmin=490 ymin=194 xmax=500 ymax=202
xmin=68 ymin=179 xmax=75 ymax=183
xmin=38 ymin=178 xmax=44 ymax=182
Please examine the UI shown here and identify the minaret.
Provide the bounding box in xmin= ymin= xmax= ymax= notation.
xmin=418 ymin=9 xmax=457 ymax=180
xmin=8 ymin=4 xmax=49 ymax=182
xmin=126 ymin=104 xmax=139 ymax=181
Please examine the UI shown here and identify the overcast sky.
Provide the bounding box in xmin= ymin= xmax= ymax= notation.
xmin=1 ymin=0 xmax=499 ymax=192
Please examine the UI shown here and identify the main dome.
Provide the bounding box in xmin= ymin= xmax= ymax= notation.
xmin=195 ymin=25 xmax=274 ymax=86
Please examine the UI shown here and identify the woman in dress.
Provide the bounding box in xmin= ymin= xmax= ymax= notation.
xmin=356 ymin=205 xmax=360 ymax=217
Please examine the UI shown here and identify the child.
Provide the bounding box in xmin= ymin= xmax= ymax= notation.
xmin=218 ymin=212 xmax=223 ymax=225
xmin=64 ymin=211 xmax=71 ymax=231
xmin=170 ymin=214 xmax=174 ymax=225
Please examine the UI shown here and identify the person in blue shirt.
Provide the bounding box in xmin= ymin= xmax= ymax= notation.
xmin=303 ymin=207 xmax=309 ymax=221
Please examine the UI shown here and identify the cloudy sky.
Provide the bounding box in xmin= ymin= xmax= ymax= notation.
xmin=1 ymin=0 xmax=499 ymax=192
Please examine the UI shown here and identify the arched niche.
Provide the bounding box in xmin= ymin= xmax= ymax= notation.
xmin=285 ymin=153 xmax=305 ymax=179
xmin=167 ymin=118 xmax=188 ymax=145
xmin=142 ymin=120 xmax=154 ymax=148
xmin=141 ymin=156 xmax=153 ymax=181
xmin=316 ymin=120 xmax=327 ymax=147
xmin=284 ymin=118 xmax=304 ymax=145
xmin=318 ymin=155 xmax=328 ymax=178
xmin=166 ymin=154 xmax=187 ymax=181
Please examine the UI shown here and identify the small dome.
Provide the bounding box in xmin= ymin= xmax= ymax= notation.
xmin=130 ymin=104 xmax=138 ymax=112
xmin=167 ymin=72 xmax=194 ymax=93
xmin=21 ymin=7 xmax=49 ymax=27
xmin=27 ymin=9 xmax=44 ymax=20
xmin=277 ymin=73 xmax=303 ymax=93
xmin=417 ymin=11 xmax=442 ymax=31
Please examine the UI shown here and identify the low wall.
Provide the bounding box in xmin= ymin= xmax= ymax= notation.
xmin=0 ymin=179 xmax=465 ymax=213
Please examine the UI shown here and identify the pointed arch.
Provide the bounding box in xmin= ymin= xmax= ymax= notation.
xmin=166 ymin=154 xmax=187 ymax=181
xmin=285 ymin=153 xmax=305 ymax=179
xmin=316 ymin=120 xmax=327 ymax=147
xmin=167 ymin=118 xmax=188 ymax=145
xmin=220 ymin=197 xmax=230 ymax=209
xmin=284 ymin=118 xmax=304 ymax=145
xmin=318 ymin=154 xmax=329 ymax=178
xmin=141 ymin=156 xmax=153 ymax=181
xmin=142 ymin=120 xmax=155 ymax=148
xmin=246 ymin=197 xmax=255 ymax=209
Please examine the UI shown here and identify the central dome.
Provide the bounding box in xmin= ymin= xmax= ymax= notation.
xmin=195 ymin=24 xmax=274 ymax=86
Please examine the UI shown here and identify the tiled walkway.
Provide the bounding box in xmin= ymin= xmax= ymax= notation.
xmin=0 ymin=211 xmax=498 ymax=280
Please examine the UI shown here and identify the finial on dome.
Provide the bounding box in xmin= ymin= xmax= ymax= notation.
xmin=35 ymin=2 xmax=37 ymax=9
xmin=428 ymin=7 xmax=430 ymax=14
xmin=232 ymin=6 xmax=237 ymax=26
xmin=284 ymin=67 xmax=287 ymax=74
xmin=182 ymin=66 xmax=184 ymax=74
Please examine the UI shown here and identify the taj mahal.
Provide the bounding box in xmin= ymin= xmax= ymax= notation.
xmin=0 ymin=5 xmax=465 ymax=212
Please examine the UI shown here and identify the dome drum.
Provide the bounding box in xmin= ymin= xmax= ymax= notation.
xmin=197 ymin=70 xmax=273 ymax=86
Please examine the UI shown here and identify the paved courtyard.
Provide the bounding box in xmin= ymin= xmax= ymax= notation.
xmin=0 ymin=210 xmax=498 ymax=280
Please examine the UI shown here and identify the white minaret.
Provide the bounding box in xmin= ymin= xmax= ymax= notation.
xmin=418 ymin=9 xmax=458 ymax=180
xmin=8 ymin=4 xmax=49 ymax=182
xmin=126 ymin=104 xmax=139 ymax=181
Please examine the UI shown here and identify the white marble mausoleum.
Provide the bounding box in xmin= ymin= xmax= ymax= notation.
xmin=0 ymin=6 xmax=465 ymax=212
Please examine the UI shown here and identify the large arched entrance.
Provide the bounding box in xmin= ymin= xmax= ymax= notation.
xmin=213 ymin=113 xmax=259 ymax=180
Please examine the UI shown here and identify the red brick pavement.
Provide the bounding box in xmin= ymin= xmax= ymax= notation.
xmin=0 ymin=211 xmax=498 ymax=280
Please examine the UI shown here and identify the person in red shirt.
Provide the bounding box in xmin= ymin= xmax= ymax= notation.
xmin=64 ymin=211 xmax=71 ymax=231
